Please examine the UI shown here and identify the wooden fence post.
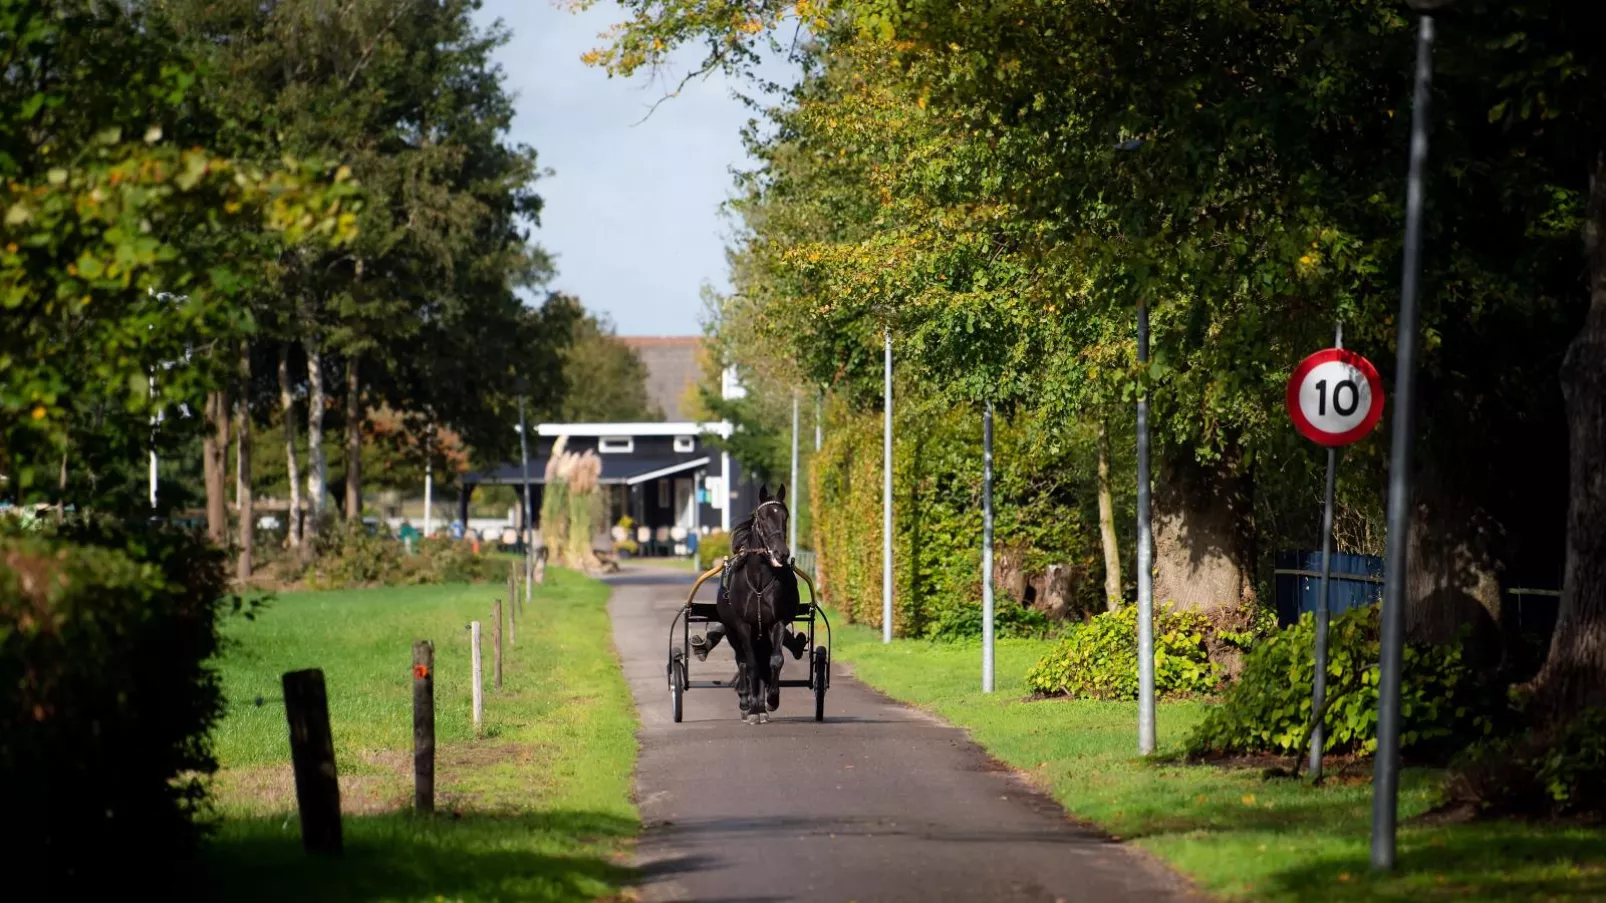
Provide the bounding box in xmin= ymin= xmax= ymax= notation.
xmin=282 ymin=669 xmax=342 ymax=855
xmin=508 ymin=575 xmax=517 ymax=646
xmin=470 ymin=620 xmax=483 ymax=734
xmin=492 ymin=599 xmax=504 ymax=691
xmin=412 ymin=641 xmax=434 ymax=814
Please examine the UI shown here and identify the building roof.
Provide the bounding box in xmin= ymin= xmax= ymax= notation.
xmin=466 ymin=455 xmax=710 ymax=486
xmin=618 ymin=336 xmax=704 ymax=421
xmin=534 ymin=421 xmax=730 ymax=438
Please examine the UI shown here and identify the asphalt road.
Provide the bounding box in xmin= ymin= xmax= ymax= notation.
xmin=605 ymin=566 xmax=1202 ymax=903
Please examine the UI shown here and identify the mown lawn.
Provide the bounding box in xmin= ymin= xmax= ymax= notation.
xmin=197 ymin=569 xmax=638 ymax=902
xmin=831 ymin=622 xmax=1606 ymax=903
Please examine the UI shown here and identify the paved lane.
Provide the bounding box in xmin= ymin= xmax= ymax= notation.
xmin=607 ymin=566 xmax=1202 ymax=903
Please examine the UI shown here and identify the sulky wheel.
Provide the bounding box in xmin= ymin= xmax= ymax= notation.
xmin=812 ymin=647 xmax=829 ymax=722
xmin=670 ymin=651 xmax=686 ymax=723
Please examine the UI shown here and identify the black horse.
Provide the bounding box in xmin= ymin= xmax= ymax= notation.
xmin=712 ymin=485 xmax=802 ymax=723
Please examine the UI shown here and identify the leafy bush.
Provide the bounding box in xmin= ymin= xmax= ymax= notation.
xmin=697 ymin=530 xmax=732 ymax=571
xmin=1 ymin=518 xmax=232 ymax=886
xmin=1026 ymin=605 xmax=1220 ymax=699
xmin=928 ymin=601 xmax=1054 ymax=641
xmin=1452 ymin=706 xmax=1606 ymax=818
xmin=1183 ymin=604 xmax=1501 ymax=759
xmin=298 ymin=522 xmax=505 ymax=589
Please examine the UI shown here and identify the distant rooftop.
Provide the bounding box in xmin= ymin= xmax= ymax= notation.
xmin=619 ymin=336 xmax=704 ymax=421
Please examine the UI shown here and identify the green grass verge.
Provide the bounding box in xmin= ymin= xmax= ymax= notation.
xmin=200 ymin=569 xmax=638 ymax=902
xmin=831 ymin=621 xmax=1606 ymax=903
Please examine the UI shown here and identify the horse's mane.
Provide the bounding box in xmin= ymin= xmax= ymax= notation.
xmin=730 ymin=515 xmax=754 ymax=553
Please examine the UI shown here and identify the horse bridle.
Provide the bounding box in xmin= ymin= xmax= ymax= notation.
xmin=746 ymin=500 xmax=790 ymax=568
xmin=734 ymin=499 xmax=790 ymax=637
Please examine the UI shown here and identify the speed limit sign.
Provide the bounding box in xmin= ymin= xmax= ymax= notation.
xmin=1286 ymin=348 xmax=1385 ymax=446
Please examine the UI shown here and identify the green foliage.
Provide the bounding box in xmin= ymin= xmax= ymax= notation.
xmin=1025 ymin=606 xmax=1220 ymax=700
xmin=928 ymin=601 xmax=1053 ymax=642
xmin=1453 ymin=706 xmax=1606 ymax=819
xmin=292 ymin=522 xmax=504 ymax=589
xmin=696 ymin=530 xmax=732 ymax=571
xmin=0 ymin=518 xmax=233 ymax=886
xmin=813 ymin=398 xmax=1111 ymax=638
xmin=1184 ymin=605 xmax=1501 ymax=759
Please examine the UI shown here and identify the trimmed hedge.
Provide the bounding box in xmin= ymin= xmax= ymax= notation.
xmin=811 ymin=395 xmax=1105 ymax=638
xmin=1 ymin=519 xmax=233 ymax=886
xmin=1026 ymin=605 xmax=1222 ymax=699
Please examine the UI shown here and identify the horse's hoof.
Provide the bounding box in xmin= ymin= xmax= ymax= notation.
xmin=744 ymin=714 xmax=760 ymax=725
xmin=766 ymin=696 xmax=779 ymax=713
xmin=758 ymin=712 xmax=770 ymax=724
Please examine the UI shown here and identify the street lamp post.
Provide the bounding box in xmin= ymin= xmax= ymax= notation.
xmin=1112 ymin=139 xmax=1156 ymax=756
xmin=1374 ymin=2 xmax=1445 ymax=871
xmin=790 ymin=392 xmax=800 ymax=556
xmin=145 ymin=290 xmax=190 ymax=512
xmin=1136 ymin=295 xmax=1155 ymax=755
xmin=517 ymin=393 xmax=534 ymax=603
xmin=883 ymin=326 xmax=894 ymax=644
xmin=982 ymin=400 xmax=995 ymax=692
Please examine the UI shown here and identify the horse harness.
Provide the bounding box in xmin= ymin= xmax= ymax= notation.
xmin=722 ymin=500 xmax=790 ymax=640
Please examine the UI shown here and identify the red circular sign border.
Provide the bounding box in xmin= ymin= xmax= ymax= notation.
xmin=1286 ymin=348 xmax=1385 ymax=447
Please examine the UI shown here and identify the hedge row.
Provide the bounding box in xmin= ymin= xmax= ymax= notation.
xmin=810 ymin=394 xmax=1107 ymax=638
xmin=2 ymin=518 xmax=232 ymax=887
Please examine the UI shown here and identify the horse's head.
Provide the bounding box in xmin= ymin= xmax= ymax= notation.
xmin=750 ymin=484 xmax=791 ymax=569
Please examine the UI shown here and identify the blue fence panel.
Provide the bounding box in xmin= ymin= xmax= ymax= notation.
xmin=1272 ymin=550 xmax=1385 ymax=627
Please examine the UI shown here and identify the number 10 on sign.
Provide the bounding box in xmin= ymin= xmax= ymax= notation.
xmin=1287 ymin=349 xmax=1385 ymax=447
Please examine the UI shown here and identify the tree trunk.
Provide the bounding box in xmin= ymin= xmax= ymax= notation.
xmin=279 ymin=344 xmax=303 ymax=550
xmin=1096 ymin=417 xmax=1122 ymax=609
xmin=303 ymin=335 xmax=326 ymax=558
xmin=344 ymin=355 xmax=362 ymax=522
xmin=1151 ymin=453 xmax=1256 ymax=620
xmin=236 ymin=341 xmax=254 ymax=581
xmin=1534 ymin=154 xmax=1606 ymax=715
xmin=203 ymin=388 xmax=231 ymax=546
xmin=1404 ymin=467 xmax=1504 ymax=667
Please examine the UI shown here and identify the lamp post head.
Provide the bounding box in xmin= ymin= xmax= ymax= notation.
xmin=1404 ymin=0 xmax=1454 ymax=10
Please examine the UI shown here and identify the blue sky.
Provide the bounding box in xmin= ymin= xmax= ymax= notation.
xmin=476 ymin=1 xmax=784 ymax=337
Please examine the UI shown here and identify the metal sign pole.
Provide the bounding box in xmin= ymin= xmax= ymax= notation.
xmin=1136 ymin=296 xmax=1156 ymax=755
xmin=1373 ymin=12 xmax=1436 ymax=872
xmin=982 ymin=401 xmax=996 ymax=693
xmin=1309 ymin=323 xmax=1344 ymax=780
xmin=883 ymin=327 xmax=894 ymax=644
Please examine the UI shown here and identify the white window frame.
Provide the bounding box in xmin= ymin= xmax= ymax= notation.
xmin=598 ymin=436 xmax=634 ymax=454
xmin=673 ymin=435 xmax=695 ymax=453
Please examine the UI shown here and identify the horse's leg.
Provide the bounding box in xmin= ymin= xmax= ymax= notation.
xmin=727 ymin=619 xmax=754 ymax=719
xmin=741 ymin=625 xmax=767 ymax=724
xmin=765 ymin=621 xmax=785 ymax=714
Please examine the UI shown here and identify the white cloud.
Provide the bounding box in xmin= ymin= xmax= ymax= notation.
xmin=476 ymin=0 xmax=794 ymax=337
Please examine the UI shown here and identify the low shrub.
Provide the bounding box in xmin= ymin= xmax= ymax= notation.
xmin=1026 ymin=605 xmax=1220 ymax=699
xmin=1182 ymin=604 xmax=1502 ymax=759
xmin=928 ymin=601 xmax=1055 ymax=641
xmin=296 ymin=522 xmax=506 ymax=589
xmin=697 ymin=530 xmax=732 ymax=571
xmin=1 ymin=518 xmax=233 ymax=886
xmin=1452 ymin=706 xmax=1606 ymax=818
